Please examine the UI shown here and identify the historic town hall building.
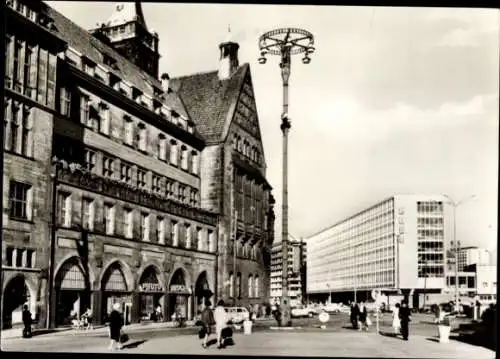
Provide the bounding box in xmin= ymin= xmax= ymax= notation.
xmin=2 ymin=0 xmax=275 ymax=329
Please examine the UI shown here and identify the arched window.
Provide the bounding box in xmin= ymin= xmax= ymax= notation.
xmin=254 ymin=276 xmax=259 ymax=298
xmin=248 ymin=275 xmax=253 ymax=298
xmin=236 ymin=272 xmax=242 ymax=298
xmin=137 ymin=123 xmax=147 ymax=151
xmin=229 ymin=272 xmax=234 ymax=297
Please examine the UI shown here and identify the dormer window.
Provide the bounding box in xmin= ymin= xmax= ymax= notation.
xmin=110 ymin=74 xmax=121 ymax=91
xmin=103 ymin=54 xmax=117 ymax=68
xmin=83 ymin=59 xmax=95 ymax=77
xmin=178 ymin=118 xmax=187 ymax=131
xmin=132 ymin=87 xmax=142 ymax=103
xmin=95 ymin=65 xmax=108 ymax=84
xmin=187 ymin=121 xmax=195 ymax=134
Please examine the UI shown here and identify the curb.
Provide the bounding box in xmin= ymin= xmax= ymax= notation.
xmin=269 ymin=326 xmax=303 ymax=330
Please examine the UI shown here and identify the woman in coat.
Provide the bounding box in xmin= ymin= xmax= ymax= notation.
xmin=392 ymin=303 xmax=401 ymax=334
xmin=358 ymin=302 xmax=368 ymax=331
xmin=200 ymin=300 xmax=215 ymax=348
xmin=108 ymin=303 xmax=124 ymax=351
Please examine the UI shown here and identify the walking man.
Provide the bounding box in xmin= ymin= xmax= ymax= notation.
xmin=399 ymin=300 xmax=412 ymax=341
xmin=350 ymin=302 xmax=359 ymax=329
xmin=214 ymin=300 xmax=228 ymax=349
xmin=22 ymin=305 xmax=32 ymax=338
xmin=200 ymin=300 xmax=215 ymax=348
xmin=108 ymin=303 xmax=124 ymax=351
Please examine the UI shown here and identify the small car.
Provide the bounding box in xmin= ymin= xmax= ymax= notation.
xmin=224 ymin=307 xmax=249 ymax=324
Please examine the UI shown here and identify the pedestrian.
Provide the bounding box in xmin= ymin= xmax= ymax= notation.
xmin=214 ymin=300 xmax=228 ymax=349
xmin=358 ymin=302 xmax=368 ymax=331
xmin=350 ymin=302 xmax=359 ymax=329
xmin=156 ymin=304 xmax=162 ymax=322
xmin=82 ymin=308 xmax=93 ymax=330
xmin=274 ymin=304 xmax=282 ymax=327
xmin=200 ymin=299 xmax=215 ymax=348
xmin=392 ymin=303 xmax=401 ymax=335
xmin=108 ymin=303 xmax=124 ymax=351
xmin=22 ymin=305 xmax=32 ymax=338
xmin=399 ymin=300 xmax=412 ymax=341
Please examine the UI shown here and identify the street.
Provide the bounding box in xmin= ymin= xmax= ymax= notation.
xmin=1 ymin=313 xmax=494 ymax=358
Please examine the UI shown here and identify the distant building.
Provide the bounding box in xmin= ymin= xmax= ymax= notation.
xmin=305 ymin=195 xmax=459 ymax=308
xmin=270 ymin=238 xmax=306 ymax=306
xmin=457 ymin=246 xmax=491 ymax=271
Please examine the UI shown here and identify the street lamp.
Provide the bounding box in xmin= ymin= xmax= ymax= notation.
xmin=443 ymin=194 xmax=477 ymax=312
xmin=258 ymin=28 xmax=315 ymax=327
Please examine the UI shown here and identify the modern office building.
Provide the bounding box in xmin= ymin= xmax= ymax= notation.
xmin=270 ymin=237 xmax=306 ymax=306
xmin=457 ymin=246 xmax=491 ymax=271
xmin=305 ymin=195 xmax=455 ymax=308
xmin=2 ymin=1 xmax=275 ymax=329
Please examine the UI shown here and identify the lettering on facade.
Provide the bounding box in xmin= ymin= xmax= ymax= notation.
xmin=169 ymin=284 xmax=191 ymax=295
xmin=140 ymin=283 xmax=163 ymax=292
xmin=58 ymin=168 xmax=217 ymax=225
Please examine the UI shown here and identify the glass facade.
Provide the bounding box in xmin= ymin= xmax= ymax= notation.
xmin=416 ymin=201 xmax=445 ymax=278
xmin=307 ymin=198 xmax=396 ymax=293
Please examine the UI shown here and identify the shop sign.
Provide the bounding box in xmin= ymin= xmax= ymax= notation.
xmin=169 ymin=284 xmax=192 ymax=295
xmin=140 ymin=283 xmax=163 ymax=292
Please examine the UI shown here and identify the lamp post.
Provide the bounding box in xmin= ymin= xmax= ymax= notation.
xmin=443 ymin=194 xmax=477 ymax=313
xmin=422 ymin=260 xmax=428 ymax=313
xmin=258 ymin=28 xmax=315 ymax=327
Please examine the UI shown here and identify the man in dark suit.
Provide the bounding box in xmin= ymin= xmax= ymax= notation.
xmin=399 ymin=300 xmax=412 ymax=340
xmin=22 ymin=305 xmax=32 ymax=338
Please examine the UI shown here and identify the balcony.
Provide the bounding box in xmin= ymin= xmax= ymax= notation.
xmin=57 ymin=165 xmax=218 ymax=226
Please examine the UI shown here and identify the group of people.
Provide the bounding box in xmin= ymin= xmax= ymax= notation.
xmin=199 ymin=299 xmax=233 ymax=349
xmin=349 ymin=300 xmax=412 ymax=340
xmin=70 ymin=308 xmax=94 ymax=330
xmin=349 ymin=301 xmax=371 ymax=331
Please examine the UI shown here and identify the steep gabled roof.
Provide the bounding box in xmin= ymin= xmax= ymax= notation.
xmin=171 ymin=64 xmax=249 ymax=144
xmin=45 ymin=3 xmax=189 ymax=120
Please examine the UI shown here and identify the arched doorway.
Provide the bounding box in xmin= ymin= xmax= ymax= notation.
xmin=138 ymin=266 xmax=164 ymax=321
xmin=55 ymin=258 xmax=90 ymax=326
xmin=101 ymin=262 xmax=132 ymax=324
xmin=168 ymin=269 xmax=191 ymax=320
xmin=2 ymin=276 xmax=32 ymax=329
xmin=195 ymin=271 xmax=212 ymax=314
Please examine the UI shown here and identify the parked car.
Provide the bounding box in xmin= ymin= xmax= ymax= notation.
xmin=291 ymin=306 xmax=315 ymax=318
xmin=322 ymin=303 xmax=341 ymax=313
xmin=224 ymin=307 xmax=249 ymax=324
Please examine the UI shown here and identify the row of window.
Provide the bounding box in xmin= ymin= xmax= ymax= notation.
xmin=5 ymin=247 xmax=36 ymax=268
xmin=232 ymin=134 xmax=261 ymax=165
xmin=54 ymin=137 xmax=200 ymax=207
xmin=417 ymin=201 xmax=444 ymax=213
xmin=417 ymin=217 xmax=444 ymax=227
xmin=227 ymin=272 xmax=260 ymax=299
xmin=61 ymin=88 xmax=200 ymax=176
xmin=4 ymin=99 xmax=34 ymax=158
xmin=64 ymin=45 xmax=194 ymax=135
xmin=103 ymin=22 xmax=156 ymax=50
xmin=5 ymin=33 xmax=58 ymax=108
xmin=57 ymin=191 xmax=215 ymax=252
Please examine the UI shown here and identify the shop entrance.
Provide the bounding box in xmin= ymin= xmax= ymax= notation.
xmin=168 ymin=269 xmax=191 ymax=320
xmin=139 ymin=266 xmax=164 ymax=321
xmin=195 ymin=271 xmax=213 ymax=314
xmin=2 ymin=276 xmax=32 ymax=329
xmin=101 ymin=262 xmax=131 ymax=324
xmin=55 ymin=258 xmax=90 ymax=326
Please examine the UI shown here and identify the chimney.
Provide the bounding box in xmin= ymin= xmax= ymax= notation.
xmin=161 ymin=73 xmax=170 ymax=93
xmin=218 ymin=42 xmax=239 ymax=81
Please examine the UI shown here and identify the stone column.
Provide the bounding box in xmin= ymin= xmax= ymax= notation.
xmin=92 ymin=290 xmax=102 ymax=324
xmin=131 ymin=291 xmax=140 ymax=324
xmin=187 ymin=295 xmax=193 ymax=321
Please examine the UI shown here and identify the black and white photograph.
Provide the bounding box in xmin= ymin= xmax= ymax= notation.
xmin=1 ymin=1 xmax=498 ymax=357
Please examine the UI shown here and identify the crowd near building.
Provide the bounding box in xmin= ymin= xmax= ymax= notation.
xmin=305 ymin=194 xmax=497 ymax=308
xmin=270 ymin=237 xmax=306 ymax=306
xmin=2 ymin=0 xmax=275 ymax=329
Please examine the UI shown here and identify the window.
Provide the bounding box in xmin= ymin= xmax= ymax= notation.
xmin=236 ymin=273 xmax=242 ymax=298
xmin=178 ymin=184 xmax=187 ymax=203
xmin=104 ymin=204 xmax=115 ymax=235
xmin=165 ymin=179 xmax=175 ymax=199
xmin=180 ymin=146 xmax=189 ymax=170
xmin=99 ymin=103 xmax=110 ymax=135
xmin=152 ymin=175 xmax=161 ymax=194
xmin=185 ymin=223 xmax=191 ymax=248
xmin=37 ymin=48 xmax=47 ymax=104
xmin=248 ymin=275 xmax=253 ymax=298
xmin=137 ymin=169 xmax=147 ymax=190
xmin=12 ymin=39 xmax=22 ymax=92
xmin=124 ymin=116 xmax=134 ymax=145
xmin=80 ymin=95 xmax=90 ymax=126
xmin=120 ymin=162 xmax=132 ymax=184
xmin=157 ymin=217 xmax=165 ymax=244
xmin=124 ymin=208 xmax=133 ymax=239
xmin=60 ymin=86 xmax=71 ymax=116
xmin=9 ymin=181 xmax=32 ymax=220
xmin=208 ymin=229 xmax=215 ymax=252
xmin=138 ymin=123 xmax=147 ymax=151
xmin=83 ymin=61 xmax=95 ymax=76
xmin=47 ymin=52 xmax=57 ymax=108
xmin=171 ymin=221 xmax=178 ymax=246
xmin=102 ymin=156 xmax=114 ymax=178
xmin=229 ymin=272 xmax=234 ymax=297
xmin=158 ymin=135 xmax=167 ymax=161
xmin=84 ymin=149 xmax=96 ymax=172
xmin=141 ymin=213 xmax=150 ymax=241
xmin=170 ymin=140 xmax=178 ymax=165
xmin=82 ymin=198 xmax=94 ymax=231
xmin=197 ymin=227 xmax=204 ymax=251
xmin=58 ymin=192 xmax=72 ymax=227
xmin=191 ymin=151 xmax=199 ymax=175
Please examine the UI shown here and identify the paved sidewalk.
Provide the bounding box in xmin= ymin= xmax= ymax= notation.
xmin=51 ymin=331 xmax=495 ymax=358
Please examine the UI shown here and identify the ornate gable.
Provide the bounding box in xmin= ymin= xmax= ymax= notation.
xmin=233 ymin=74 xmax=261 ymax=140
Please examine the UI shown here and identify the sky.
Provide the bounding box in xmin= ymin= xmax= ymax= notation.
xmin=46 ymin=2 xmax=499 ymax=258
